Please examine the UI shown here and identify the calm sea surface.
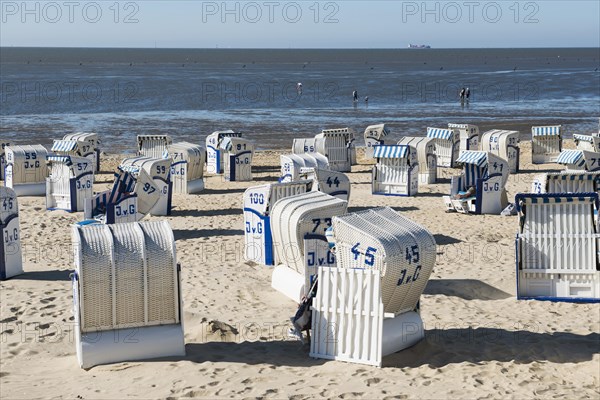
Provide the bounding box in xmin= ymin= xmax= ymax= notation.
xmin=1 ymin=47 xmax=599 ymax=152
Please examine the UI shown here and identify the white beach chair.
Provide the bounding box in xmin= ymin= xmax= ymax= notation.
xmin=220 ymin=137 xmax=254 ymax=181
xmin=206 ymin=130 xmax=243 ymax=174
xmin=119 ymin=157 xmax=172 ymax=216
xmin=531 ymin=171 xmax=600 ymax=194
xmin=426 ymin=127 xmax=460 ymax=168
xmin=1 ymin=141 xmax=10 ymax=180
xmin=84 ymin=168 xmax=160 ymax=224
xmin=165 ymin=142 xmax=206 ymax=194
xmin=448 ymin=123 xmax=480 ymax=156
xmin=280 ymin=153 xmax=329 ymax=183
xmin=46 ymin=155 xmax=94 ymax=212
xmin=481 ymin=129 xmax=520 ymax=174
xmin=574 ymin=134 xmax=600 ymax=152
xmin=1 ymin=187 xmax=23 ymax=280
xmin=364 ymin=124 xmax=390 ymax=160
xmin=71 ymin=220 xmax=185 ymax=368
xmin=531 ymin=125 xmax=562 ymax=164
xmin=397 ymin=136 xmax=437 ymax=184
xmin=292 ymin=138 xmax=317 ymax=154
xmin=315 ymin=128 xmax=356 ymax=172
xmin=61 ymin=132 xmax=101 ymax=172
xmin=515 ymin=193 xmax=600 ymax=302
xmin=243 ymin=180 xmax=312 ymax=266
xmin=371 ymin=145 xmax=419 ymax=196
xmin=137 ymin=135 xmax=172 ymax=159
xmin=310 ymin=207 xmax=436 ymax=367
xmin=270 ymin=191 xmax=348 ymax=302
xmin=442 ymin=151 xmax=509 ymax=215
xmin=299 ymin=167 xmax=351 ymax=202
xmin=4 ymin=144 xmax=49 ymax=196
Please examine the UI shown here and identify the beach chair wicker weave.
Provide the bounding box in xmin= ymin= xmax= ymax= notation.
xmin=0 ymin=187 xmax=23 ymax=280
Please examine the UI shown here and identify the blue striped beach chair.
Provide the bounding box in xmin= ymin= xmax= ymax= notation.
xmin=371 ymin=145 xmax=419 ymax=196
xmin=443 ymin=151 xmax=509 ymax=214
xmin=531 ymin=125 xmax=562 ymax=164
xmin=84 ymin=168 xmax=160 ymax=224
xmin=556 ymin=149 xmax=600 ymax=172
xmin=60 ymin=132 xmax=101 ymax=172
xmin=573 ymin=134 xmax=600 ymax=152
xmin=119 ymin=156 xmax=173 ymax=216
xmin=426 ymin=127 xmax=460 ymax=168
xmin=515 ymin=193 xmax=600 ymax=302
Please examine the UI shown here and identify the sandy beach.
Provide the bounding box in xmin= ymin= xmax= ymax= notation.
xmin=1 ymin=139 xmax=599 ymax=399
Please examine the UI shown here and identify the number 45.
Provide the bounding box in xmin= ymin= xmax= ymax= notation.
xmin=406 ymin=245 xmax=419 ymax=264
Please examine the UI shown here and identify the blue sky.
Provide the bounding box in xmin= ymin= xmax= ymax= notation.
xmin=1 ymin=1 xmax=599 ymax=48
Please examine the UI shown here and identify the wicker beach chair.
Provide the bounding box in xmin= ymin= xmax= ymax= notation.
xmin=220 ymin=137 xmax=254 ymax=181
xmin=481 ymin=129 xmax=520 ymax=174
xmin=61 ymin=132 xmax=101 ymax=172
xmin=84 ymin=168 xmax=160 ymax=224
xmin=531 ymin=171 xmax=600 ymax=194
xmin=442 ymin=151 xmax=509 ymax=215
xmin=556 ymin=149 xmax=600 ymax=172
xmin=1 ymin=141 xmax=10 ymax=180
xmin=574 ymin=134 xmax=600 ymax=152
xmin=292 ymin=138 xmax=317 ymax=155
xmin=310 ymin=207 xmax=436 ymax=367
xmin=243 ymin=180 xmax=312 ymax=266
xmin=270 ymin=191 xmax=348 ymax=302
xmin=315 ymin=128 xmax=356 ymax=172
xmin=426 ymin=127 xmax=460 ymax=168
xmin=119 ymin=156 xmax=173 ymax=216
xmin=71 ymin=220 xmax=185 ymax=368
xmin=371 ymin=145 xmax=419 ymax=196
xmin=165 ymin=142 xmax=206 ymax=194
xmin=0 ymin=187 xmax=23 ymax=280
xmin=137 ymin=135 xmax=172 ymax=159
xmin=515 ymin=193 xmax=600 ymax=302
xmin=299 ymin=167 xmax=351 ymax=201
xmin=206 ymin=130 xmax=243 ymax=174
xmin=280 ymin=153 xmax=329 ymax=183
xmin=46 ymin=155 xmax=94 ymax=212
xmin=397 ymin=136 xmax=437 ymax=184
xmin=4 ymin=144 xmax=49 ymax=196
xmin=531 ymin=125 xmax=562 ymax=164
xmin=364 ymin=124 xmax=389 ymax=160
xmin=448 ymin=123 xmax=480 ymax=157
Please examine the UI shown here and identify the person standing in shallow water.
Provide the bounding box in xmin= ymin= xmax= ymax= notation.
xmin=353 ymin=90 xmax=358 ymax=102
xmin=459 ymin=87 xmax=466 ymax=102
xmin=466 ymin=87 xmax=470 ymax=101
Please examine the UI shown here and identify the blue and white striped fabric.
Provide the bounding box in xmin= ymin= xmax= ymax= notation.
xmin=373 ymin=145 xmax=409 ymax=159
xmin=119 ymin=164 xmax=140 ymax=174
xmin=109 ymin=172 xmax=136 ymax=203
xmin=532 ymin=126 xmax=561 ymax=136
xmin=47 ymin=155 xmax=73 ymax=166
xmin=426 ymin=127 xmax=454 ymax=140
xmin=464 ymin=163 xmax=487 ymax=187
xmin=516 ymin=193 xmax=597 ymax=212
xmin=556 ymin=150 xmax=584 ymax=165
xmin=456 ymin=151 xmax=487 ymax=167
xmin=51 ymin=140 xmax=78 ymax=152
xmin=573 ymin=134 xmax=593 ymax=143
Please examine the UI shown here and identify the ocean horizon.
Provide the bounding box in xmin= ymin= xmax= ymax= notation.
xmin=1 ymin=46 xmax=599 ymax=152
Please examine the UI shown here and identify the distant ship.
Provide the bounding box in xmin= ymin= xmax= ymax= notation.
xmin=408 ymin=44 xmax=431 ymax=49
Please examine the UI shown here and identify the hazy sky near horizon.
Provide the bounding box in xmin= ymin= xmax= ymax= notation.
xmin=0 ymin=1 xmax=598 ymax=48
